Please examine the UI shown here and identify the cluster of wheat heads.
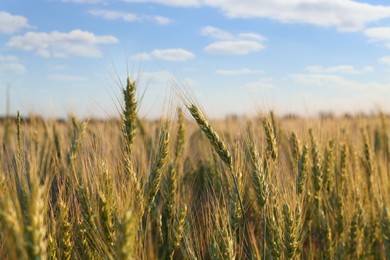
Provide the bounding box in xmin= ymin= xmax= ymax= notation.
xmin=0 ymin=77 xmax=389 ymax=259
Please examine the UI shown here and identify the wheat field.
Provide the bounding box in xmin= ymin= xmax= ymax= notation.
xmin=0 ymin=77 xmax=389 ymax=259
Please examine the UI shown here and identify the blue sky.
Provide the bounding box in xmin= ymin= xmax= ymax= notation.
xmin=1 ymin=0 xmax=390 ymax=119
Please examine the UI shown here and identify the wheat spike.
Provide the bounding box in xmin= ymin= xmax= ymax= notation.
xmin=146 ymin=129 xmax=169 ymax=207
xmin=123 ymin=76 xmax=137 ymax=155
xmin=296 ymin=144 xmax=309 ymax=195
xmin=169 ymin=205 xmax=187 ymax=260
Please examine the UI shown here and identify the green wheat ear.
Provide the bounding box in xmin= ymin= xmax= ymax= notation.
xmin=146 ymin=129 xmax=169 ymax=207
xmin=0 ymin=191 xmax=27 ymax=259
xmin=263 ymin=116 xmax=278 ymax=162
xmin=169 ymin=205 xmax=187 ymax=260
xmin=249 ymin=143 xmax=269 ymax=209
xmin=322 ymin=139 xmax=335 ymax=193
xmin=361 ymin=130 xmax=374 ymax=196
xmin=174 ymin=107 xmax=186 ymax=164
xmin=98 ymin=190 xmax=116 ymax=253
xmin=164 ymin=163 xmax=177 ymax=224
xmin=116 ymin=209 xmax=137 ymax=260
xmin=59 ymin=198 xmax=73 ymax=260
xmin=283 ymin=204 xmax=299 ymax=259
xmin=67 ymin=120 xmax=87 ymax=168
xmin=296 ymin=144 xmax=309 ymax=195
xmin=25 ymin=179 xmax=47 ymax=259
xmin=290 ymin=131 xmax=301 ymax=165
xmin=381 ymin=205 xmax=390 ymax=259
xmin=123 ymin=76 xmax=137 ymax=155
xmin=309 ymin=129 xmax=322 ymax=193
xmin=338 ymin=143 xmax=349 ymax=194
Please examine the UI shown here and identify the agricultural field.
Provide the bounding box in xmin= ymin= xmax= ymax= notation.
xmin=0 ymin=78 xmax=389 ymax=259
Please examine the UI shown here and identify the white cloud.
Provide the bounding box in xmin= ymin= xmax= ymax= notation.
xmin=88 ymin=9 xmax=172 ymax=24
xmin=124 ymin=0 xmax=199 ymax=7
xmin=290 ymin=73 xmax=390 ymax=90
xmin=47 ymin=74 xmax=87 ymax=81
xmin=7 ymin=29 xmax=118 ymax=58
xmin=202 ymin=26 xmax=266 ymax=55
xmin=134 ymin=70 xmax=179 ymax=93
xmin=124 ymin=0 xmax=390 ymax=32
xmin=364 ymin=27 xmax=390 ymax=40
xmin=63 ymin=0 xmax=105 ymax=3
xmin=88 ymin=9 xmax=138 ymax=21
xmin=240 ymin=78 xmax=275 ymax=91
xmin=305 ymin=65 xmax=374 ymax=74
xmin=132 ymin=48 xmax=195 ymax=61
xmin=0 ymin=11 xmax=30 ymax=34
xmin=0 ymin=63 xmax=26 ymax=75
xmin=52 ymin=64 xmax=67 ymax=70
xmin=201 ymin=26 xmax=265 ymax=42
xmin=238 ymin=33 xmax=266 ymax=41
xmin=0 ymin=55 xmax=19 ymax=62
xmin=153 ymin=16 xmax=172 ymax=25
xmin=364 ymin=27 xmax=390 ymax=48
xmin=215 ymin=68 xmax=263 ymax=75
xmin=136 ymin=71 xmax=196 ymax=87
xmin=140 ymin=71 xmax=175 ymax=82
xmin=204 ymin=40 xmax=264 ymax=55
xmin=379 ymin=56 xmax=390 ymax=65
xmin=0 ymin=55 xmax=26 ymax=75
xmin=201 ymin=26 xmax=234 ymax=40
